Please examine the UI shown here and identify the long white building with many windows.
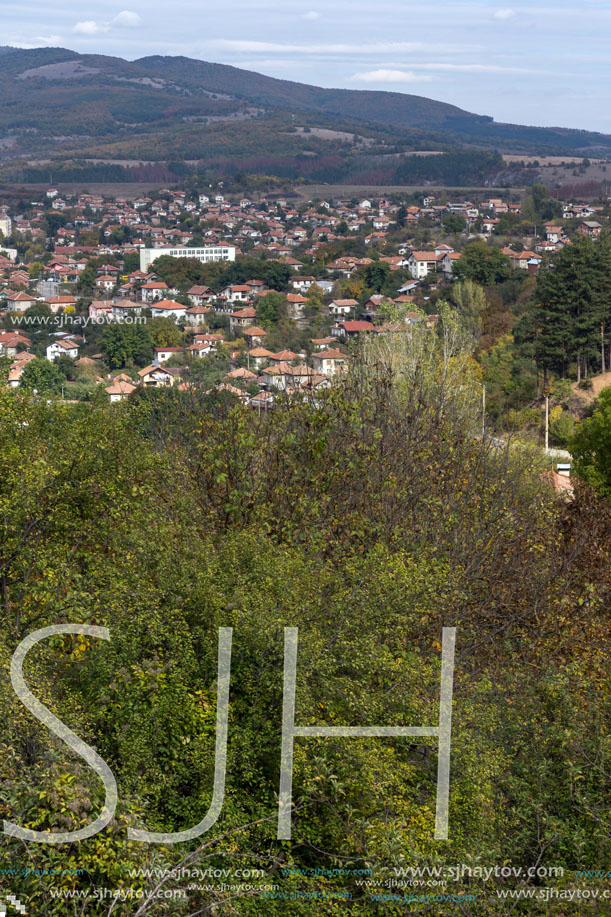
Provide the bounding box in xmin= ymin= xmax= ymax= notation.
xmin=139 ymin=244 xmax=236 ymax=272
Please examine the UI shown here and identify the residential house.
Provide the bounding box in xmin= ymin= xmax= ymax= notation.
xmin=407 ymin=252 xmax=442 ymax=279
xmin=154 ymin=346 xmax=184 ymax=363
xmin=578 ymin=221 xmax=602 ymax=237
xmin=247 ymin=347 xmax=274 ymax=370
xmin=331 ymin=320 xmax=376 ymax=339
xmin=89 ymin=301 xmax=113 ymax=320
xmin=243 ymin=326 xmax=267 ymax=348
xmin=186 ymin=341 xmax=215 ymax=358
xmin=112 ymin=300 xmax=144 ymax=321
xmin=95 ymin=275 xmax=117 ymax=293
xmin=187 ymin=285 xmax=214 ymax=306
xmin=5 ymin=291 xmax=38 ymax=312
xmin=262 ymin=362 xmax=312 ymax=392
xmin=226 ymin=367 xmax=258 ymax=385
xmin=328 ymin=298 xmax=358 ymax=317
xmin=141 ymin=280 xmax=169 ymax=303
xmin=481 ymin=217 xmax=500 ymax=234
xmin=149 ymin=299 xmax=187 ymax=320
xmin=222 ymin=284 xmax=253 ymax=303
xmin=286 ymin=293 xmax=307 ymax=320
xmin=0 ymin=331 xmax=30 ymax=357
xmin=545 ymin=224 xmax=564 ymax=244
xmin=249 ymin=390 xmax=275 ymax=411
xmin=311 ymin=348 xmax=347 ymax=376
xmin=441 ymin=252 xmax=462 ymax=277
xmin=291 ymin=275 xmax=316 ymax=292
xmin=45 ymin=295 xmax=77 ymax=314
xmin=229 ymin=306 xmax=257 ymax=333
xmin=106 ymin=380 xmax=136 ymax=402
xmin=185 ymin=305 xmax=212 ymax=325
xmin=138 ymin=364 xmax=177 ymax=387
xmin=46 ymin=338 xmax=80 ymax=361
xmin=311 ymin=336 xmax=336 ymax=351
xmin=268 ymin=349 xmax=299 ymax=365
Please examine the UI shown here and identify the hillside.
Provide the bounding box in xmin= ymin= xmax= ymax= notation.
xmin=1 ymin=47 xmax=611 ymax=185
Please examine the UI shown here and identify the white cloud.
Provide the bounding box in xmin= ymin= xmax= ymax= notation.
xmin=73 ymin=20 xmax=109 ymax=35
xmin=34 ymin=35 xmax=63 ymax=45
xmin=404 ymin=61 xmax=534 ymax=73
xmin=302 ymin=10 xmax=320 ymax=19
xmin=72 ymin=12 xmax=140 ymax=35
xmin=494 ymin=8 xmax=515 ymax=19
xmin=113 ymin=10 xmax=142 ymax=27
xmin=351 ymin=69 xmax=433 ymax=84
xmin=210 ymin=40 xmax=454 ymax=54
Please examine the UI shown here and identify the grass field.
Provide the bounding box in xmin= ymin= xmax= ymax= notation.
xmin=295 ymin=183 xmax=525 ymax=199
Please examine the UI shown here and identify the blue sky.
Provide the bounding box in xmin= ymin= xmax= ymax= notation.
xmin=4 ymin=0 xmax=611 ymax=132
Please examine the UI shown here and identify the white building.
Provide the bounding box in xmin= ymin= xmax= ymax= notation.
xmin=328 ymin=298 xmax=358 ymax=317
xmin=149 ymin=299 xmax=187 ymax=320
xmin=0 ymin=215 xmax=12 ymax=239
xmin=311 ymin=349 xmax=347 ymax=376
xmin=139 ymin=244 xmax=236 ymax=272
xmin=47 ymin=338 xmax=79 ymax=361
xmin=407 ymin=252 xmax=441 ymax=279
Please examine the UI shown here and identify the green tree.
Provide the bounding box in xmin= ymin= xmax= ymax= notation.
xmin=20 ymin=358 xmax=64 ymax=393
xmin=571 ymin=387 xmax=611 ymax=496
xmin=442 ymin=212 xmax=466 ymax=233
xmin=0 ymin=355 xmax=11 ymax=384
xmin=75 ymin=264 xmax=97 ymax=295
xmin=24 ymin=301 xmax=53 ymax=322
xmin=102 ymin=322 xmax=153 ymax=369
xmin=256 ymin=291 xmax=286 ymax=327
xmin=221 ymin=257 xmax=292 ymax=291
xmin=188 ymin=351 xmax=232 ymax=387
xmin=305 ymin=283 xmax=324 ymax=319
xmin=43 ymin=211 xmax=67 ymax=236
xmin=363 ymin=260 xmax=391 ymax=293
xmin=453 ymin=241 xmax=512 ymax=286
xmin=450 ymin=279 xmax=487 ymax=339
xmin=121 ymin=251 xmax=139 ymax=273
xmin=515 ymin=236 xmax=602 ymax=382
xmin=147 ymin=317 xmax=183 ymax=348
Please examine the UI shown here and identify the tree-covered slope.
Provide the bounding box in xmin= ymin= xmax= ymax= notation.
xmin=1 ymin=46 xmax=611 ymax=157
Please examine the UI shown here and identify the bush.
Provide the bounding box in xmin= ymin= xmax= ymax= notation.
xmin=549 ymin=409 xmax=575 ymax=447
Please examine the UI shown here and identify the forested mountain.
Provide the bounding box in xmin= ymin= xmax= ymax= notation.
xmin=1 ymin=46 xmax=611 ymax=168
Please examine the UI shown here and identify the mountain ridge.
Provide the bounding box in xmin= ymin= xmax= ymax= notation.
xmin=0 ymin=46 xmax=610 ymax=187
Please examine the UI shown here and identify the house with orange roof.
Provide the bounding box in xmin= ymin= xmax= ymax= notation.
xmin=311 ymin=348 xmax=348 ymax=376
xmin=243 ymin=326 xmax=267 ymax=347
xmin=149 ymin=299 xmax=187 ymax=320
xmin=106 ymin=380 xmax=136 ymax=403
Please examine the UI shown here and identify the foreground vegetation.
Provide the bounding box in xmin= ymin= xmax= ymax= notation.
xmin=0 ymin=328 xmax=609 ymax=915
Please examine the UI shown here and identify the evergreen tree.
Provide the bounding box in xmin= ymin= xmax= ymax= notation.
xmin=516 ymin=237 xmax=603 ymax=382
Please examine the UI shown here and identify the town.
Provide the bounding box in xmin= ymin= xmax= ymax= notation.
xmin=0 ymin=181 xmax=607 ymax=417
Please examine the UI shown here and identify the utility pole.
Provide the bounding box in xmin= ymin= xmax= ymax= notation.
xmin=482 ymin=383 xmax=486 ymax=438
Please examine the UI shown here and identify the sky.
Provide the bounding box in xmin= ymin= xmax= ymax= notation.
xmin=4 ymin=0 xmax=611 ymax=133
